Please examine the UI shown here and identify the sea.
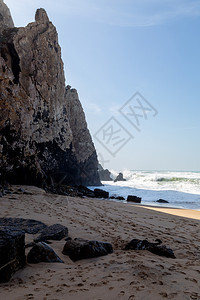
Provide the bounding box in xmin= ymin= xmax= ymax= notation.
xmin=90 ymin=170 xmax=200 ymax=210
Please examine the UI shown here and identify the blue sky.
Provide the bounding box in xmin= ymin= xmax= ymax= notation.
xmin=4 ymin=0 xmax=200 ymax=171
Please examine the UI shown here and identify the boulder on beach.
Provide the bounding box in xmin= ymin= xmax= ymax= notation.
xmin=94 ymin=188 xmax=109 ymax=198
xmin=127 ymin=195 xmax=141 ymax=203
xmin=0 ymin=218 xmax=47 ymax=234
xmin=62 ymin=238 xmax=113 ymax=261
xmin=0 ymin=227 xmax=26 ymax=283
xmin=125 ymin=238 xmax=175 ymax=258
xmin=110 ymin=196 xmax=125 ymax=200
xmin=27 ymin=242 xmax=63 ymax=263
xmin=77 ymin=185 xmax=95 ymax=198
xmin=34 ymin=224 xmax=68 ymax=243
xmin=116 ymin=196 xmax=125 ymax=200
xmin=156 ymin=199 xmax=169 ymax=203
xmin=114 ymin=173 xmax=126 ymax=182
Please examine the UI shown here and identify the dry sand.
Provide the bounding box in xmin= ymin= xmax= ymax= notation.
xmin=0 ymin=186 xmax=200 ymax=300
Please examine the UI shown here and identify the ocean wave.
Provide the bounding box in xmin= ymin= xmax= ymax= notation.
xmin=156 ymin=177 xmax=200 ymax=183
xmin=93 ymin=170 xmax=200 ymax=209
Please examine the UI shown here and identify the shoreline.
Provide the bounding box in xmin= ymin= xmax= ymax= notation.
xmin=1 ymin=185 xmax=200 ymax=299
xmin=107 ymin=198 xmax=200 ymax=213
xmin=92 ymin=179 xmax=200 ymax=211
xmin=133 ymin=204 xmax=200 ymax=220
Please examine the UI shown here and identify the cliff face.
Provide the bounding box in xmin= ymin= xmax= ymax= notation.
xmin=0 ymin=0 xmax=14 ymax=35
xmin=0 ymin=3 xmax=100 ymax=186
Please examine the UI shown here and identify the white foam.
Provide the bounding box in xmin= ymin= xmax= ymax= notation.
xmin=91 ymin=170 xmax=200 ymax=210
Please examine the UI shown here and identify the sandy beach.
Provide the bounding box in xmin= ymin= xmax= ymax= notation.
xmin=0 ymin=185 xmax=200 ymax=300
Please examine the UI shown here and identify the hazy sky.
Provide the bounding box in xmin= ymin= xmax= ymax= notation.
xmin=4 ymin=0 xmax=200 ymax=171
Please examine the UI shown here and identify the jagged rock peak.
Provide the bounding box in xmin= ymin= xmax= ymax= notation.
xmin=35 ymin=8 xmax=49 ymax=23
xmin=0 ymin=0 xmax=14 ymax=34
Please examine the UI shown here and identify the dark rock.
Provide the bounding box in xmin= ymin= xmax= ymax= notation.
xmin=77 ymin=185 xmax=95 ymax=198
xmin=62 ymin=238 xmax=113 ymax=261
xmin=85 ymin=192 xmax=96 ymax=198
xmin=77 ymin=192 xmax=83 ymax=197
xmin=27 ymin=242 xmax=63 ymax=263
xmin=156 ymin=199 xmax=169 ymax=203
xmin=110 ymin=196 xmax=125 ymax=200
xmin=0 ymin=227 xmax=26 ymax=282
xmin=98 ymin=164 xmax=113 ymax=181
xmin=125 ymin=238 xmax=175 ymax=258
xmin=114 ymin=173 xmax=126 ymax=182
xmin=125 ymin=239 xmax=161 ymax=250
xmin=148 ymin=244 xmax=176 ymax=258
xmin=127 ymin=195 xmax=141 ymax=203
xmin=116 ymin=196 xmax=125 ymax=200
xmin=0 ymin=0 xmax=14 ymax=35
xmin=0 ymin=218 xmax=47 ymax=234
xmin=34 ymin=224 xmax=68 ymax=242
xmin=94 ymin=188 xmax=109 ymax=199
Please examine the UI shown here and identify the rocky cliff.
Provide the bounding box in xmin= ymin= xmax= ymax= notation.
xmin=0 ymin=0 xmax=14 ymax=35
xmin=0 ymin=1 xmax=100 ymax=186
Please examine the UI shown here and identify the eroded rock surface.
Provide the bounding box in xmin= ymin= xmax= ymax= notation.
xmin=62 ymin=238 xmax=113 ymax=261
xmin=0 ymin=227 xmax=26 ymax=282
xmin=98 ymin=164 xmax=113 ymax=181
xmin=125 ymin=238 xmax=176 ymax=258
xmin=127 ymin=195 xmax=141 ymax=203
xmin=94 ymin=188 xmax=109 ymax=198
xmin=27 ymin=242 xmax=63 ymax=264
xmin=114 ymin=172 xmax=126 ymax=182
xmin=0 ymin=0 xmax=14 ymax=35
xmin=0 ymin=218 xmax=47 ymax=234
xmin=34 ymin=224 xmax=68 ymax=242
xmin=0 ymin=5 xmax=100 ymax=187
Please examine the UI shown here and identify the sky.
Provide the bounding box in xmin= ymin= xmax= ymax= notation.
xmin=4 ymin=0 xmax=200 ymax=172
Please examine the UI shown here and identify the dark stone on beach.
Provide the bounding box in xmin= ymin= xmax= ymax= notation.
xmin=116 ymin=196 xmax=125 ymax=200
xmin=77 ymin=192 xmax=84 ymax=197
xmin=94 ymin=188 xmax=109 ymax=199
xmin=62 ymin=238 xmax=113 ymax=261
xmin=114 ymin=172 xmax=126 ymax=182
xmin=148 ymin=244 xmax=175 ymax=258
xmin=78 ymin=185 xmax=95 ymax=198
xmin=27 ymin=242 xmax=63 ymax=263
xmin=127 ymin=195 xmax=141 ymax=203
xmin=34 ymin=224 xmax=68 ymax=243
xmin=110 ymin=196 xmax=125 ymax=200
xmin=125 ymin=239 xmax=162 ymax=250
xmin=125 ymin=238 xmax=175 ymax=258
xmin=0 ymin=227 xmax=26 ymax=282
xmin=0 ymin=218 xmax=47 ymax=234
xmin=156 ymin=199 xmax=169 ymax=203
